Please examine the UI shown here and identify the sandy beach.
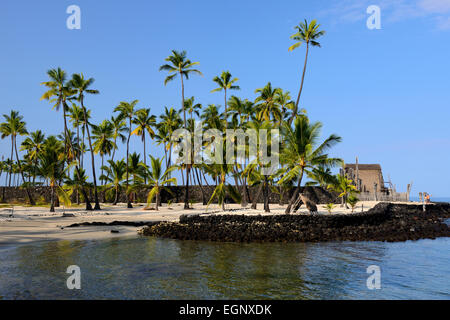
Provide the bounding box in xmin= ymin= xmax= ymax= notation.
xmin=0 ymin=201 xmax=421 ymax=245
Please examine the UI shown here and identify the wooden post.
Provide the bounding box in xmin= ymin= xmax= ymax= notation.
xmin=374 ymin=183 xmax=378 ymax=201
xmin=355 ymin=157 xmax=360 ymax=191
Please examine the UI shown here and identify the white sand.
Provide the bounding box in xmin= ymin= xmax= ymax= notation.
xmin=0 ymin=201 xmax=418 ymax=245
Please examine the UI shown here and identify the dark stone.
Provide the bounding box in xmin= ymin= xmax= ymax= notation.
xmin=139 ymin=202 xmax=450 ymax=243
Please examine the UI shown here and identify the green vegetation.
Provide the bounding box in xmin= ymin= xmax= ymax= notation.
xmin=346 ymin=195 xmax=359 ymax=213
xmin=0 ymin=19 xmax=355 ymax=213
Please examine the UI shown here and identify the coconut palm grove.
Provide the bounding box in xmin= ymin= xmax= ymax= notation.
xmin=0 ymin=19 xmax=356 ymax=213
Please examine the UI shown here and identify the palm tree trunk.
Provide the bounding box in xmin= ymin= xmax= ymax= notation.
xmin=251 ymin=184 xmax=263 ymax=209
xmin=113 ymin=185 xmax=119 ymax=205
xmin=285 ymin=169 xmax=304 ymax=214
xmin=8 ymin=143 xmax=13 ymax=187
xmin=155 ymin=192 xmax=159 ymax=211
xmin=143 ymin=133 xmax=146 ymax=184
xmin=81 ymin=101 xmax=101 ymax=210
xmin=180 ymin=73 xmax=190 ymax=210
xmin=50 ymin=185 xmax=55 ymax=212
xmin=126 ymin=117 xmax=132 ymax=208
xmin=263 ymin=176 xmax=270 ymax=212
xmin=13 ymin=136 xmax=35 ymax=205
xmin=194 ymin=167 xmax=207 ymax=205
xmin=290 ymin=43 xmax=309 ymax=125
xmin=224 ymin=89 xmax=227 ymax=122
xmin=63 ymin=102 xmax=92 ymax=210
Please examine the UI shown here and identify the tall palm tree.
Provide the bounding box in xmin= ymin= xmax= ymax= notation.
xmin=68 ymin=73 xmax=101 ymax=210
xmin=254 ymin=82 xmax=282 ymax=122
xmin=288 ymin=19 xmax=325 ymax=123
xmin=0 ymin=111 xmax=35 ymax=204
xmin=40 ymin=68 xmax=74 ymax=154
xmin=92 ymin=120 xmax=116 ymax=185
xmin=211 ymin=71 xmax=240 ymax=120
xmin=114 ymin=100 xmax=138 ymax=208
xmin=42 ymin=69 xmax=92 ymax=210
xmin=132 ymin=108 xmax=156 ymax=177
xmin=159 ymin=50 xmax=202 ymax=209
xmin=20 ymin=130 xmax=45 ymax=185
xmin=279 ymin=115 xmax=342 ymax=213
xmin=144 ymin=156 xmax=176 ymax=211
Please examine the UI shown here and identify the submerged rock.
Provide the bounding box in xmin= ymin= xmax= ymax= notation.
xmin=138 ymin=202 xmax=450 ymax=243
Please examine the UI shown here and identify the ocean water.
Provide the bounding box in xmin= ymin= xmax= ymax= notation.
xmin=0 ymin=236 xmax=449 ymax=300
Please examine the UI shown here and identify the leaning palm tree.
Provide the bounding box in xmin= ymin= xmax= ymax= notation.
xmin=145 ymin=156 xmax=177 ymax=211
xmin=91 ymin=120 xmax=116 ymax=185
xmin=288 ymin=19 xmax=325 ymax=123
xmin=159 ymin=50 xmax=202 ymax=209
xmin=114 ymin=100 xmax=138 ymax=208
xmin=0 ymin=111 xmax=35 ymax=205
xmin=132 ymin=108 xmax=156 ymax=176
xmin=279 ymin=115 xmax=342 ymax=214
xmin=68 ymin=73 xmax=101 ymax=210
xmin=211 ymin=71 xmax=240 ymax=120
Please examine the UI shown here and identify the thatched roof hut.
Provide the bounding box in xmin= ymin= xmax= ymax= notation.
xmin=344 ymin=163 xmax=386 ymax=193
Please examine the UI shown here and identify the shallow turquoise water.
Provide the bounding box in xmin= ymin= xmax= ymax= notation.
xmin=0 ymin=235 xmax=449 ymax=299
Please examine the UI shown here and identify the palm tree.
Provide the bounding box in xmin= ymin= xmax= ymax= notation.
xmin=288 ymin=19 xmax=325 ymax=123
xmin=211 ymin=71 xmax=240 ymax=120
xmin=68 ymin=73 xmax=101 ymax=210
xmin=37 ymin=136 xmax=70 ymax=212
xmin=0 ymin=111 xmax=35 ymax=205
xmin=20 ymin=130 xmax=45 ymax=185
xmin=67 ymin=103 xmax=85 ymax=163
xmin=40 ymin=68 xmax=74 ymax=153
xmin=144 ymin=156 xmax=176 ymax=210
xmin=132 ymin=108 xmax=156 ymax=177
xmin=101 ymin=159 xmax=126 ymax=205
xmin=328 ymin=173 xmax=359 ymax=209
xmin=254 ymin=82 xmax=282 ymax=122
xmin=159 ymin=50 xmax=202 ymax=209
xmin=114 ymin=100 xmax=138 ymax=208
xmin=110 ymin=114 xmax=127 ymax=163
xmin=91 ymin=120 xmax=116 ymax=185
xmin=201 ymin=104 xmax=224 ymax=131
xmin=42 ymin=69 xmax=92 ymax=210
xmin=279 ymin=115 xmax=342 ymax=214
xmin=156 ymin=107 xmax=182 ymax=170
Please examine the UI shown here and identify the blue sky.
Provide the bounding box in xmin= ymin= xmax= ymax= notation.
xmin=1 ymin=0 xmax=449 ymax=196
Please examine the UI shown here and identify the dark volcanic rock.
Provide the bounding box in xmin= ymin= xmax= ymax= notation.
xmin=138 ymin=202 xmax=450 ymax=243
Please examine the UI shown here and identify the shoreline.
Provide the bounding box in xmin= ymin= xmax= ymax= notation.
xmin=1 ymin=201 xmax=449 ymax=245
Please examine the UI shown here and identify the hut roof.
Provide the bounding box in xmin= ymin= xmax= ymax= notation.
xmin=345 ymin=164 xmax=381 ymax=171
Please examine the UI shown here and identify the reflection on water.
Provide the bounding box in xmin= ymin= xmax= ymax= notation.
xmin=0 ymin=236 xmax=449 ymax=299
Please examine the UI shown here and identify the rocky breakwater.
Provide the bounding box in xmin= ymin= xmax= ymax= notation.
xmin=138 ymin=202 xmax=450 ymax=242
